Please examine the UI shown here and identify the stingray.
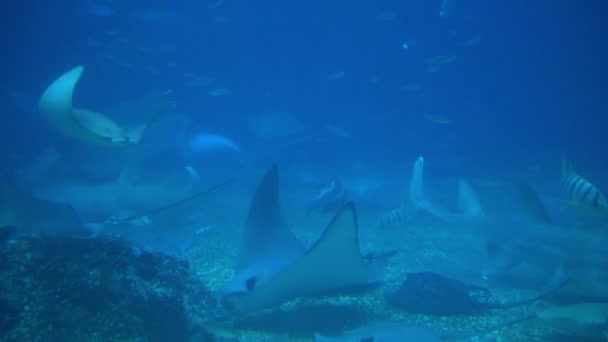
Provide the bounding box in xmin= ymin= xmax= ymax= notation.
xmin=39 ymin=66 xmax=166 ymax=146
xmin=387 ymin=271 xmax=567 ymax=315
xmin=537 ymin=302 xmax=608 ymax=326
xmin=486 ymin=302 xmax=608 ymax=340
xmin=315 ymin=322 xmax=441 ymax=342
xmin=220 ymin=165 xmax=373 ymax=313
xmin=534 ymin=302 xmax=608 ymax=339
xmin=314 ymin=318 xmax=536 ymax=342
xmin=0 ymin=174 xmax=88 ymax=236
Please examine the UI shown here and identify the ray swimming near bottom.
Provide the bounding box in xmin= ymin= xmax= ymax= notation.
xmin=314 ymin=317 xmax=536 ymax=342
xmin=534 ymin=302 xmax=608 ymax=339
xmin=315 ymin=322 xmax=441 ymax=342
xmin=220 ymin=165 xmax=373 ymax=313
xmin=387 ymin=271 xmax=567 ymax=315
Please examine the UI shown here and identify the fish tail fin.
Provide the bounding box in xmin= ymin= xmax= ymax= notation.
xmin=126 ymin=123 xmax=148 ymax=144
xmin=409 ymin=156 xmax=426 ymax=207
xmin=456 ymin=178 xmax=483 ymax=218
xmin=183 ymin=165 xmax=201 ymax=183
xmin=116 ymin=157 xmax=144 ymax=185
xmin=561 ymin=155 xmax=575 ymax=177
xmin=408 ymin=156 xmax=457 ymax=222
xmin=126 ymin=101 xmax=175 ymax=144
xmin=517 ymin=180 xmax=553 ymax=224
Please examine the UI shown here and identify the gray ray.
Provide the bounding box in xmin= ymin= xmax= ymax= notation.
xmin=221 ymin=165 xmax=372 ymax=313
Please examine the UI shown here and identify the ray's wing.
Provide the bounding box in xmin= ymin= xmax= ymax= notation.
xmin=227 ymin=202 xmax=372 ymax=312
xmin=0 ymin=174 xmax=87 ymax=236
xmin=236 ymin=165 xmax=303 ymax=272
xmin=517 ymin=180 xmax=552 ymax=224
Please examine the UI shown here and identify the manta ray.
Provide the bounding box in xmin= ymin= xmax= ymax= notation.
xmin=38 ymin=66 xmax=165 ymax=146
xmin=220 ymin=165 xmax=373 ymax=313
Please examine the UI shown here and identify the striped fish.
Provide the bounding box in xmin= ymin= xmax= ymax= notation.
xmin=378 ymin=207 xmax=410 ymax=228
xmin=561 ymin=160 xmax=608 ymax=212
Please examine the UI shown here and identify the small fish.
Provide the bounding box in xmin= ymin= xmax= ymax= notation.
xmin=463 ymin=35 xmax=482 ymax=47
xmin=427 ymin=55 xmax=458 ymax=65
xmin=375 ymin=11 xmax=399 ymax=21
xmin=208 ymin=1 xmax=224 ymax=10
xmin=561 ymin=158 xmax=607 ymax=212
xmin=327 ymin=71 xmax=346 ymax=80
xmin=424 ymin=114 xmax=452 ymax=125
xmin=208 ymin=87 xmax=231 ymax=96
xmin=439 ymin=0 xmax=455 ymax=18
xmin=324 ymin=124 xmax=351 ymax=138
xmin=186 ymin=76 xmax=214 ymax=87
xmin=401 ymin=83 xmax=421 ymax=92
xmin=183 ymin=165 xmax=201 ymax=183
xmin=378 ymin=207 xmax=408 ymax=228
xmin=86 ymin=2 xmax=114 ymax=17
xmin=307 ymin=178 xmax=350 ymax=215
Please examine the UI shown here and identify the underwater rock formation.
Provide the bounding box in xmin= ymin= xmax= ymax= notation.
xmin=0 ymin=234 xmax=218 ymax=341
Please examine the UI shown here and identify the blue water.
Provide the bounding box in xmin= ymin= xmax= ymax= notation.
xmin=1 ymin=0 xmax=607 ymax=340
xmin=3 ymin=0 xmax=606 ymax=168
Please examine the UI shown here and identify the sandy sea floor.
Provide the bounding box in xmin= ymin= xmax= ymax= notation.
xmin=173 ymin=170 xmax=581 ymax=341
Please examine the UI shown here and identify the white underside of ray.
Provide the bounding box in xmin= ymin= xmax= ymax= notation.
xmin=38 ymin=66 xmax=151 ymax=146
